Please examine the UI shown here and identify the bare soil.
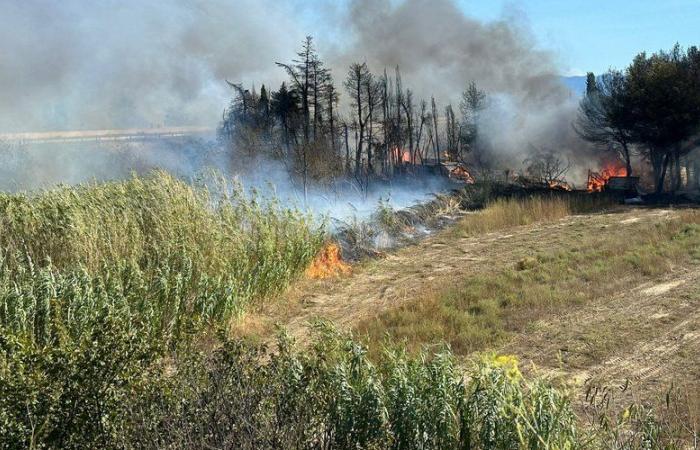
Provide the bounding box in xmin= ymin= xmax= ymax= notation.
xmin=504 ymin=265 xmax=700 ymax=411
xmin=249 ymin=206 xmax=698 ymax=410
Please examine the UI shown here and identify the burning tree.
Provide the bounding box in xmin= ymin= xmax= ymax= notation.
xmin=220 ymin=36 xmax=487 ymax=193
xmin=577 ymin=44 xmax=700 ymax=194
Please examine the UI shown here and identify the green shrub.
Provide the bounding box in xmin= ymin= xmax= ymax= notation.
xmin=122 ymin=326 xmax=581 ymax=450
xmin=0 ymin=171 xmax=325 ymax=342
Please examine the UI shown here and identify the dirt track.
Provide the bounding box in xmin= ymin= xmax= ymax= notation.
xmin=273 ymin=208 xmax=674 ymax=334
xmin=255 ymin=206 xmax=698 ymax=407
xmin=505 ymin=265 xmax=700 ymax=406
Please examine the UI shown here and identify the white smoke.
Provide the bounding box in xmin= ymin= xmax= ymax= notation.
xmin=0 ymin=0 xmax=595 ymax=190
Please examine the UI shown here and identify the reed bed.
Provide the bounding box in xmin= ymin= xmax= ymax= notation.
xmin=0 ymin=171 xmax=325 ymax=344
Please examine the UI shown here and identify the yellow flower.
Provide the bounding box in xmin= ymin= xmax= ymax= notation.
xmin=491 ymin=354 xmax=522 ymax=380
xmin=621 ymin=408 xmax=630 ymax=421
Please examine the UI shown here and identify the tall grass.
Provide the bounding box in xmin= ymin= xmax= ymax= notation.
xmin=3 ymin=321 xmax=682 ymax=449
xmin=454 ymin=194 xmax=615 ymax=237
xmin=0 ymin=171 xmax=325 ymax=343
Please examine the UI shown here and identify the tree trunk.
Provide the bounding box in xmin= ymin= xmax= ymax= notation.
xmin=302 ymin=144 xmax=308 ymax=204
xmin=328 ymin=92 xmax=336 ymax=156
xmin=655 ymin=152 xmax=670 ymax=195
xmin=431 ymin=98 xmax=440 ymax=165
xmin=406 ymin=113 xmax=414 ymax=167
xmin=673 ymin=149 xmax=683 ymax=194
xmin=622 ymin=142 xmax=632 ymax=177
xmin=344 ymin=124 xmax=350 ymax=175
xmin=367 ymin=111 xmax=374 ymax=174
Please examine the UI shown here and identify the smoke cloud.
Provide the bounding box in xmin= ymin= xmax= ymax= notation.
xmin=0 ymin=0 xmax=303 ymax=132
xmin=331 ymin=0 xmax=589 ymax=177
xmin=0 ymin=0 xmax=593 ymax=187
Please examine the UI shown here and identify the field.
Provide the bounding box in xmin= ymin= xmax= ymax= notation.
xmin=248 ymin=197 xmax=700 ymax=443
xmin=1 ymin=174 xmax=698 ymax=449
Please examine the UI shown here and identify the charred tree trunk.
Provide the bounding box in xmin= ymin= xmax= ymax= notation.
xmin=366 ymin=81 xmax=375 ymax=174
xmin=431 ymin=97 xmax=441 ymax=165
xmin=354 ymin=119 xmax=362 ymax=177
xmin=381 ymin=71 xmax=390 ymax=175
xmin=327 ymin=84 xmax=337 ymax=156
xmin=344 ymin=123 xmax=350 ymax=174
xmin=671 ymin=149 xmax=683 ymax=194
xmin=622 ymin=141 xmax=632 ymax=177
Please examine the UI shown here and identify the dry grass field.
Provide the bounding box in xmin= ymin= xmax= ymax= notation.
xmin=244 ymin=200 xmax=700 ymax=434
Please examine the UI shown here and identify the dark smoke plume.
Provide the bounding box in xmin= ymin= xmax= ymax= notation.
xmin=332 ymin=0 xmax=589 ymax=178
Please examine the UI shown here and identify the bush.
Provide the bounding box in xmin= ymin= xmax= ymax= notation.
xmin=121 ymin=325 xmax=581 ymax=450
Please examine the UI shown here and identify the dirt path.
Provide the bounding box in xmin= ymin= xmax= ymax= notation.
xmin=504 ymin=266 xmax=700 ymax=407
xmin=245 ymin=205 xmax=698 ymax=418
xmin=261 ymin=207 xmax=677 ymax=340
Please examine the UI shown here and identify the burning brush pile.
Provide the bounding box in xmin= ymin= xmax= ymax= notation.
xmin=330 ymin=185 xmax=497 ymax=261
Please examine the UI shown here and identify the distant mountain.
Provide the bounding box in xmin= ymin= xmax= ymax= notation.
xmin=561 ymin=75 xmax=587 ymax=97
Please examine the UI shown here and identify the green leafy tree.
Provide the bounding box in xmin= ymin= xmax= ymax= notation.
xmin=626 ymin=45 xmax=700 ymax=192
xmin=575 ymin=70 xmax=635 ymax=176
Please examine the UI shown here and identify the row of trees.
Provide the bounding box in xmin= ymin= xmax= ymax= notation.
xmin=219 ymin=36 xmax=488 ymax=196
xmin=577 ymin=44 xmax=700 ymax=193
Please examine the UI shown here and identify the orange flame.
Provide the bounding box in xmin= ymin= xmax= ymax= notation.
xmin=547 ymin=180 xmax=572 ymax=191
xmin=587 ymin=163 xmax=628 ymax=192
xmin=392 ymin=147 xmax=415 ymax=164
xmin=450 ymin=166 xmax=476 ymax=184
xmin=306 ymin=242 xmax=351 ymax=279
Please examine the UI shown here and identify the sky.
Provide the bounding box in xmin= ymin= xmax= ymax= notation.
xmin=456 ymin=0 xmax=700 ymax=75
xmin=0 ymin=0 xmax=697 ymax=133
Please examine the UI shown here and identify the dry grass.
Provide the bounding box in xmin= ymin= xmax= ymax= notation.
xmin=0 ymin=171 xmax=325 ymax=342
xmin=356 ymin=206 xmax=700 ymax=358
xmin=452 ymin=194 xmax=616 ymax=237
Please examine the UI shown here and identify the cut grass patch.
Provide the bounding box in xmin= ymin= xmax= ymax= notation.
xmin=356 ymin=208 xmax=700 ymax=358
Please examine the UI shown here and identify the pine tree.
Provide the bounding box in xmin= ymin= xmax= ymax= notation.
xmin=585 ymin=72 xmax=598 ymax=96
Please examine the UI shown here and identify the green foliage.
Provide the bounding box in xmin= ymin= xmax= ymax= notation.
xmin=0 ymin=300 xmax=689 ymax=449
xmin=577 ymin=44 xmax=700 ymax=191
xmin=0 ymin=314 xmax=159 ymax=449
xmin=78 ymin=325 xmax=584 ymax=450
xmin=0 ymin=171 xmax=324 ymax=343
xmin=0 ymin=171 xmax=326 ymax=449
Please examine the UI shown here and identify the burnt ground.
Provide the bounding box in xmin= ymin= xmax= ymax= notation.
xmin=243 ymin=206 xmax=699 ymax=419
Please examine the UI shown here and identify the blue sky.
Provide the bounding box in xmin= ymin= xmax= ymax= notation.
xmin=456 ymin=0 xmax=700 ymax=75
